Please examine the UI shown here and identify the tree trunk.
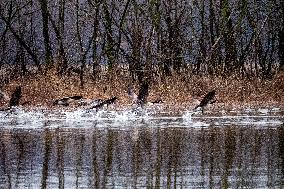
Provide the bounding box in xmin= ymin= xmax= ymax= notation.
xmin=0 ymin=13 xmax=40 ymax=67
xmin=103 ymin=2 xmax=115 ymax=72
xmin=208 ymin=0 xmax=216 ymax=74
xmin=38 ymin=0 xmax=53 ymax=66
xmin=279 ymin=0 xmax=284 ymax=70
xmin=57 ymin=0 xmax=68 ymax=75
xmin=221 ymin=0 xmax=238 ymax=75
xmin=92 ymin=1 xmax=101 ymax=80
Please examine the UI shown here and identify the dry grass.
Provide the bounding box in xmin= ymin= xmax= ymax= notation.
xmin=1 ymin=68 xmax=283 ymax=108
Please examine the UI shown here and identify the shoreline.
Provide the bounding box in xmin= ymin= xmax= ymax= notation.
xmin=1 ymin=101 xmax=283 ymax=114
xmin=1 ymin=71 xmax=283 ymax=109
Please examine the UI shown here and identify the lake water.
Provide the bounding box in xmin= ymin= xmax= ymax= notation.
xmin=0 ymin=107 xmax=283 ymax=188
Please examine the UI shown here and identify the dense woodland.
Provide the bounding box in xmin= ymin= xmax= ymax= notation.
xmin=0 ymin=0 xmax=284 ymax=89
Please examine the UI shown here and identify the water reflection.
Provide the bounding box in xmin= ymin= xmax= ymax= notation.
xmin=0 ymin=124 xmax=283 ymax=188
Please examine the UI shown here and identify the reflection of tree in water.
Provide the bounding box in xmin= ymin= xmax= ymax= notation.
xmin=14 ymin=132 xmax=27 ymax=188
xmin=207 ymin=127 xmax=221 ymax=189
xmin=154 ymin=127 xmax=161 ymax=189
xmin=140 ymin=128 xmax=154 ymax=188
xmin=279 ymin=125 xmax=284 ymax=186
xmin=146 ymin=128 xmax=187 ymax=188
xmin=265 ymin=126 xmax=281 ymax=187
xmin=41 ymin=128 xmax=52 ymax=189
xmin=0 ymin=131 xmax=11 ymax=188
xmin=222 ymin=126 xmax=236 ymax=189
xmin=131 ymin=128 xmax=143 ymax=187
xmin=102 ymin=129 xmax=115 ymax=188
xmin=56 ymin=128 xmax=65 ymax=189
xmin=164 ymin=128 xmax=184 ymax=189
xmin=0 ymin=126 xmax=283 ymax=188
xmin=75 ymin=132 xmax=85 ymax=188
xmin=92 ymin=129 xmax=100 ymax=189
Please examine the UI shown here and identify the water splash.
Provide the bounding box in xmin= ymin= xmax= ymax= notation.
xmin=114 ymin=107 xmax=150 ymax=122
xmin=114 ymin=110 xmax=133 ymax=122
xmin=0 ymin=107 xmax=45 ymax=128
xmin=64 ymin=109 xmax=86 ymax=120
xmin=0 ymin=106 xmax=282 ymax=129
xmin=182 ymin=111 xmax=194 ymax=122
xmin=181 ymin=111 xmax=211 ymax=128
xmin=258 ymin=108 xmax=269 ymax=115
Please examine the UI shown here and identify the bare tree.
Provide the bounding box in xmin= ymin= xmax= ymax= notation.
xmin=279 ymin=0 xmax=284 ymax=70
xmin=90 ymin=0 xmax=102 ymax=80
xmin=103 ymin=1 xmax=115 ymax=73
xmin=38 ymin=0 xmax=53 ymax=66
xmin=220 ymin=0 xmax=238 ymax=75
xmin=0 ymin=0 xmax=283 ymax=82
xmin=57 ymin=0 xmax=68 ymax=75
xmin=0 ymin=1 xmax=40 ymax=67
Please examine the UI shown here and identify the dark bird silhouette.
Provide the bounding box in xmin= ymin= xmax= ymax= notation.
xmin=21 ymin=101 xmax=31 ymax=106
xmin=128 ymin=82 xmax=162 ymax=106
xmin=53 ymin=95 xmax=83 ymax=106
xmin=0 ymin=86 xmax=21 ymax=111
xmin=53 ymin=97 xmax=69 ymax=106
xmin=151 ymin=98 xmax=163 ymax=104
xmin=89 ymin=97 xmax=118 ymax=110
xmin=137 ymin=81 xmax=149 ymax=106
xmin=194 ymin=90 xmax=216 ymax=113
xmin=78 ymin=98 xmax=103 ymax=106
xmin=9 ymin=86 xmax=22 ymax=107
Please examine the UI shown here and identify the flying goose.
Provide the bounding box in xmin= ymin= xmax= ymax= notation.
xmin=137 ymin=81 xmax=149 ymax=106
xmin=9 ymin=86 xmax=22 ymax=107
xmin=0 ymin=86 xmax=22 ymax=111
xmin=128 ymin=82 xmax=163 ymax=106
xmin=88 ymin=97 xmax=118 ymax=110
xmin=194 ymin=90 xmax=216 ymax=113
xmin=53 ymin=95 xmax=83 ymax=106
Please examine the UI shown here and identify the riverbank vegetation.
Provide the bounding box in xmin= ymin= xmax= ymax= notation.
xmin=1 ymin=68 xmax=283 ymax=107
xmin=0 ymin=0 xmax=283 ymax=106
